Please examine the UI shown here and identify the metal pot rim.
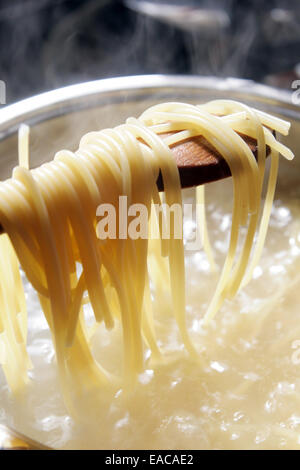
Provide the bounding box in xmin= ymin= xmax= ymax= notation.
xmin=0 ymin=75 xmax=298 ymax=138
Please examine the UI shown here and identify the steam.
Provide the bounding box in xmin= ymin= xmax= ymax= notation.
xmin=1 ymin=0 xmax=299 ymax=103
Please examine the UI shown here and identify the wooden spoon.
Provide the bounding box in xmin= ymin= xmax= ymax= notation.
xmin=156 ymin=131 xmax=268 ymax=191
xmin=0 ymin=132 xmax=269 ymax=235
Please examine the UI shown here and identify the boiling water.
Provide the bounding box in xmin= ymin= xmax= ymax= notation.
xmin=0 ymin=178 xmax=300 ymax=450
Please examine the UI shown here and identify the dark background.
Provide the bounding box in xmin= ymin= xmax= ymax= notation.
xmin=1 ymin=0 xmax=300 ymax=104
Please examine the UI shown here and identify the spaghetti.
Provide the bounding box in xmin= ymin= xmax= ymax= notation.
xmin=0 ymin=101 xmax=293 ymax=414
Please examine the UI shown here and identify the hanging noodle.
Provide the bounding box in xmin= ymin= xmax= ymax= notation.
xmin=0 ymin=101 xmax=293 ymax=413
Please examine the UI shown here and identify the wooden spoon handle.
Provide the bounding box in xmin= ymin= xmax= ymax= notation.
xmin=0 ymin=132 xmax=269 ymax=235
xmin=156 ymin=132 xmax=268 ymax=191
